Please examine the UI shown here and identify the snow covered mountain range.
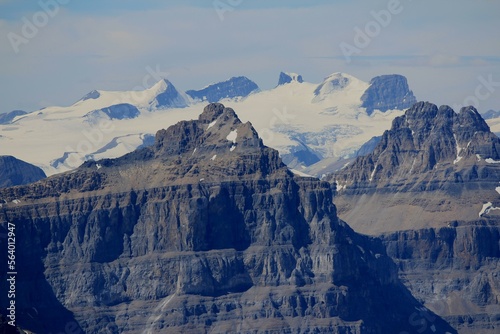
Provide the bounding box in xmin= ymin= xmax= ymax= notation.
xmin=1 ymin=72 xmax=417 ymax=176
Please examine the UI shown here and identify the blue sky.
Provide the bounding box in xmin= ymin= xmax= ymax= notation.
xmin=1 ymin=0 xmax=499 ymax=112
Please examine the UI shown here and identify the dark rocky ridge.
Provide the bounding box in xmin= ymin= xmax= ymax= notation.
xmin=0 ymin=104 xmax=455 ymax=333
xmin=361 ymin=75 xmax=417 ymax=115
xmin=84 ymin=103 xmax=140 ymax=121
xmin=0 ymin=156 xmax=46 ymax=188
xmin=186 ymin=76 xmax=259 ymax=103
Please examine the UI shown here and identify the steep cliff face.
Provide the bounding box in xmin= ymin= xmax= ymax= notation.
xmin=380 ymin=225 xmax=500 ymax=334
xmin=0 ymin=104 xmax=455 ymax=333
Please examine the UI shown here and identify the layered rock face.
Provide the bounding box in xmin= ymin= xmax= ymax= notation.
xmin=380 ymin=225 xmax=500 ymax=334
xmin=0 ymin=156 xmax=46 ymax=188
xmin=361 ymin=75 xmax=417 ymax=115
xmin=331 ymin=102 xmax=500 ymax=332
xmin=0 ymin=103 xmax=455 ymax=333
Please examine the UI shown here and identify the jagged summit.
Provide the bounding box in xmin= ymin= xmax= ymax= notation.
xmin=148 ymin=103 xmax=276 ymax=175
xmin=334 ymin=102 xmax=500 ymax=186
xmin=186 ymin=76 xmax=259 ymax=103
xmin=277 ymin=72 xmax=303 ymax=86
xmin=361 ymin=74 xmax=417 ymax=115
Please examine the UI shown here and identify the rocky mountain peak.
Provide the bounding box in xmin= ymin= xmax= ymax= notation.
xmin=334 ymin=102 xmax=500 ymax=189
xmin=149 ymin=79 xmax=188 ymax=109
xmin=79 ymin=89 xmax=101 ymax=101
xmin=197 ymin=102 xmax=227 ymax=123
xmin=151 ymin=103 xmax=264 ymax=161
xmin=361 ymin=74 xmax=417 ymax=115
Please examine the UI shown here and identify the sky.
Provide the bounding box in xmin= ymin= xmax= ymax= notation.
xmin=1 ymin=0 xmax=499 ymax=113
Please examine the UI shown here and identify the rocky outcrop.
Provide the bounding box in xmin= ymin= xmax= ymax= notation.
xmin=0 ymin=156 xmax=46 ymax=188
xmin=186 ymin=77 xmax=259 ymax=103
xmin=0 ymin=110 xmax=27 ymax=125
xmin=277 ymin=72 xmax=304 ymax=86
xmin=0 ymin=103 xmax=455 ymax=333
xmin=84 ymin=103 xmax=140 ymax=121
xmin=79 ymin=90 xmax=101 ymax=102
xmin=361 ymin=75 xmax=417 ymax=115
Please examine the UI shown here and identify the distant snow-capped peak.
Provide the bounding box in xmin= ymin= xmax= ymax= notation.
xmin=72 ymin=78 xmax=188 ymax=112
xmin=312 ymin=72 xmax=369 ymax=104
